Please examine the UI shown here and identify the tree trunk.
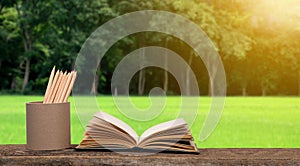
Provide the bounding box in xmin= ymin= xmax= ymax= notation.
xmin=90 ymin=75 xmax=99 ymax=95
xmin=10 ymin=76 xmax=16 ymax=90
xmin=207 ymin=63 xmax=219 ymax=96
xmin=242 ymin=87 xmax=247 ymax=96
xmin=138 ymin=69 xmax=145 ymax=95
xmin=185 ymin=51 xmax=193 ymax=96
xmin=181 ymin=71 xmax=185 ymax=95
xmin=208 ymin=81 xmax=212 ymax=96
xmin=90 ymin=65 xmax=100 ymax=95
xmin=16 ymin=2 xmax=32 ymax=93
xmin=207 ymin=57 xmax=217 ymax=97
xmin=262 ymin=87 xmax=266 ymax=96
xmin=114 ymin=88 xmax=118 ymax=96
xmin=21 ymin=58 xmax=30 ymax=92
xmin=298 ymin=74 xmax=300 ymax=96
xmin=163 ymin=68 xmax=168 ymax=93
xmin=138 ymin=47 xmax=145 ymax=95
xmin=163 ymin=42 xmax=168 ymax=93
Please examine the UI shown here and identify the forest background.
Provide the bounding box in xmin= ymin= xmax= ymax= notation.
xmin=0 ymin=0 xmax=299 ymax=96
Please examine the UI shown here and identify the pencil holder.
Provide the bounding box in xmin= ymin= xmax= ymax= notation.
xmin=26 ymin=101 xmax=70 ymax=150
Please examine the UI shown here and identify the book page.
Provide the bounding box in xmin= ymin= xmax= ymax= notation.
xmin=88 ymin=118 xmax=137 ymax=144
xmin=94 ymin=112 xmax=139 ymax=143
xmin=139 ymin=118 xmax=187 ymax=142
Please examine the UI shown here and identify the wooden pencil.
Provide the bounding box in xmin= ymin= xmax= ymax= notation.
xmin=62 ymin=71 xmax=74 ymax=103
xmin=59 ymin=73 xmax=72 ymax=103
xmin=54 ymin=71 xmax=67 ymax=103
xmin=63 ymin=71 xmax=77 ymax=102
xmin=55 ymin=72 xmax=67 ymax=103
xmin=48 ymin=70 xmax=62 ymax=103
xmin=59 ymin=71 xmax=68 ymax=102
xmin=43 ymin=66 xmax=56 ymax=104
xmin=42 ymin=67 xmax=77 ymax=104
xmin=53 ymin=71 xmax=64 ymax=103
xmin=45 ymin=70 xmax=60 ymax=103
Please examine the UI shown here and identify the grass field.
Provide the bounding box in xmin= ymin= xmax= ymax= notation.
xmin=0 ymin=95 xmax=299 ymax=148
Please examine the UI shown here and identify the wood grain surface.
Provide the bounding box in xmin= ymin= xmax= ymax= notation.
xmin=0 ymin=145 xmax=299 ymax=165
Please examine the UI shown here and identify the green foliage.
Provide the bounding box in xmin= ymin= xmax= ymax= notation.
xmin=0 ymin=0 xmax=299 ymax=95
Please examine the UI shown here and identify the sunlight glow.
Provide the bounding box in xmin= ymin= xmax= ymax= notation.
xmin=251 ymin=0 xmax=300 ymax=30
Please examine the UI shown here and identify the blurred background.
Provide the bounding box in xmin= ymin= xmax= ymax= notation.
xmin=0 ymin=0 xmax=299 ymax=96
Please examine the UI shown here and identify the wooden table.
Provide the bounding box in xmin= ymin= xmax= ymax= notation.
xmin=0 ymin=145 xmax=299 ymax=165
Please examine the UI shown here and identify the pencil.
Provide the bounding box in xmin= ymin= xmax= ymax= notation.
xmin=55 ymin=72 xmax=67 ymax=103
xmin=43 ymin=67 xmax=77 ymax=104
xmin=59 ymin=73 xmax=72 ymax=103
xmin=45 ymin=70 xmax=60 ymax=103
xmin=43 ymin=66 xmax=56 ymax=104
xmin=63 ymin=71 xmax=77 ymax=102
xmin=59 ymin=71 xmax=68 ymax=102
xmin=48 ymin=70 xmax=62 ymax=103
xmin=54 ymin=71 xmax=67 ymax=103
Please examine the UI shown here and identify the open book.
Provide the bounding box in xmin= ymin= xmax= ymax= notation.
xmin=76 ymin=112 xmax=199 ymax=154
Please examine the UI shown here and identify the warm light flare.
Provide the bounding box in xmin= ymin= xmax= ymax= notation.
xmin=250 ymin=0 xmax=300 ymax=30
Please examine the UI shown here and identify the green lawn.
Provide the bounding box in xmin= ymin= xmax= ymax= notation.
xmin=0 ymin=95 xmax=299 ymax=148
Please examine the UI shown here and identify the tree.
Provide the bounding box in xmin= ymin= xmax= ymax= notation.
xmin=0 ymin=3 xmax=24 ymax=91
xmin=1 ymin=0 xmax=299 ymax=96
xmin=14 ymin=0 xmax=53 ymax=92
xmin=169 ymin=0 xmax=253 ymax=95
xmin=239 ymin=0 xmax=300 ymax=95
xmin=115 ymin=0 xmax=156 ymax=95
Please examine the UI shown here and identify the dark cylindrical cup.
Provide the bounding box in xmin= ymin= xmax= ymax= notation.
xmin=26 ymin=101 xmax=70 ymax=150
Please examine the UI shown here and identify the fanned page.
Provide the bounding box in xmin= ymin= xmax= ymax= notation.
xmin=86 ymin=118 xmax=137 ymax=147
xmin=94 ymin=112 xmax=139 ymax=143
xmin=139 ymin=118 xmax=187 ymax=143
